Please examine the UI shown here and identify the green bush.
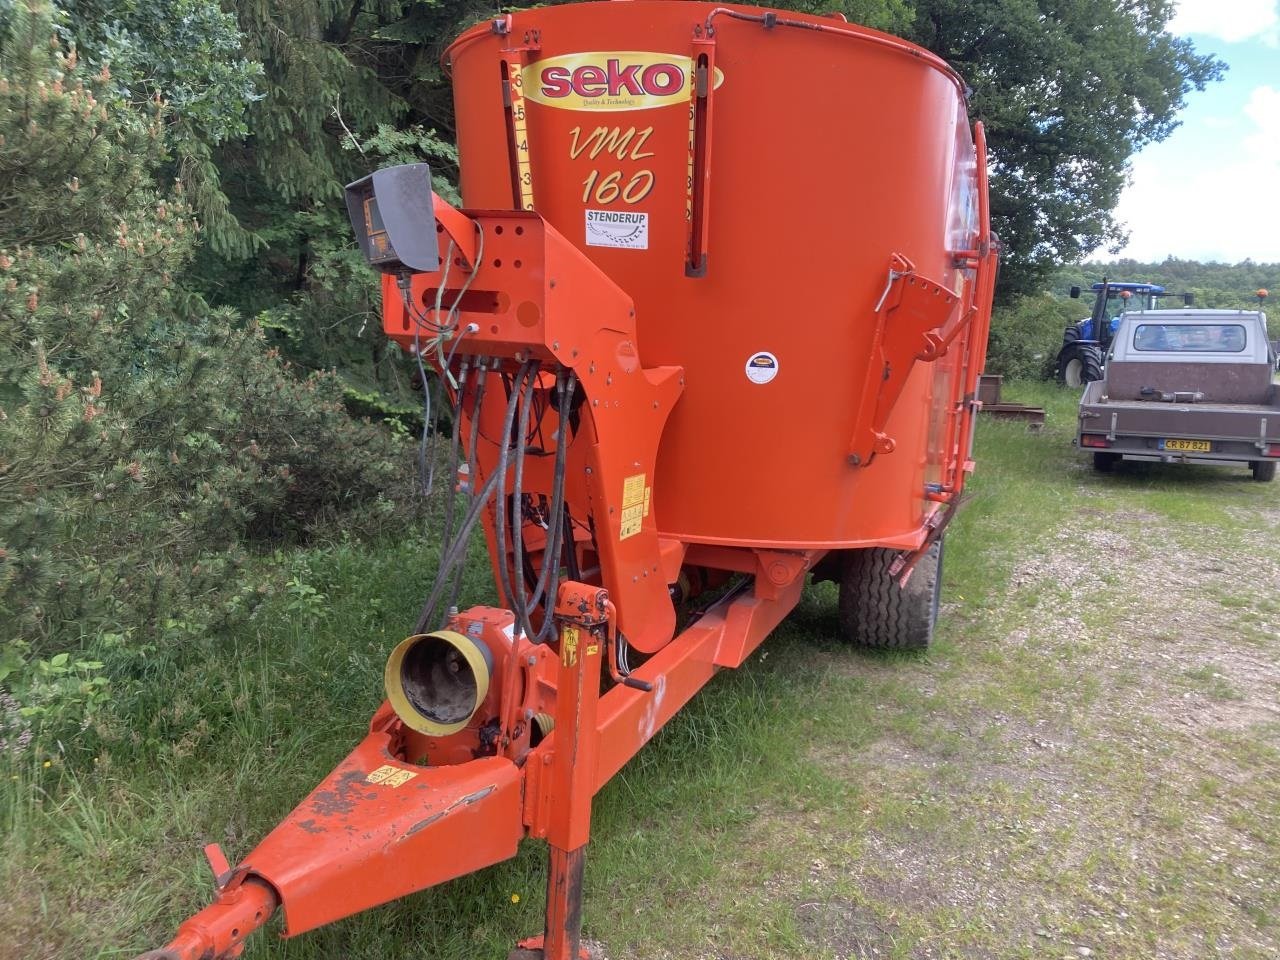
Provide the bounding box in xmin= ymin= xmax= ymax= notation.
xmin=984 ymin=294 xmax=1085 ymax=380
xmin=0 ymin=2 xmax=416 ymax=758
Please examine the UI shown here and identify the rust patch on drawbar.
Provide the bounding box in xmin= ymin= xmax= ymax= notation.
xmin=309 ymin=768 xmax=371 ymax=817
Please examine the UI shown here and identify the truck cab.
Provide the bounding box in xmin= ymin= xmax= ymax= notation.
xmin=1077 ymin=309 xmax=1280 ymax=481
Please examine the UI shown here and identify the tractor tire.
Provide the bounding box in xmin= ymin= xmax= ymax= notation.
xmin=1251 ymin=460 xmax=1276 ymax=482
xmin=1059 ymin=343 xmax=1104 ymax=388
xmin=838 ymin=538 xmax=944 ymax=651
xmin=1093 ymin=451 xmax=1119 ymax=473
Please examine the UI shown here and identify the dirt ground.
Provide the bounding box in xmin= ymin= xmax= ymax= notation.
xmin=760 ymin=488 xmax=1280 ymax=960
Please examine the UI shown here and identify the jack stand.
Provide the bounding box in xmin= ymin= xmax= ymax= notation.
xmin=512 ymin=582 xmax=607 ymax=960
xmin=510 ymin=848 xmax=589 ymax=960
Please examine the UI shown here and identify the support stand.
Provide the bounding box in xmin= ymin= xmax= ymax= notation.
xmin=511 ymin=582 xmax=607 ymax=960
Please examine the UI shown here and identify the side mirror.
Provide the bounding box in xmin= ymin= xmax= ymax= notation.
xmin=345 ymin=164 xmax=440 ymax=275
xmin=1069 ymin=286 xmax=1081 ymax=299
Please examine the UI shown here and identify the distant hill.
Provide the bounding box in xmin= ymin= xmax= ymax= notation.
xmin=1055 ymin=259 xmax=1278 ymax=313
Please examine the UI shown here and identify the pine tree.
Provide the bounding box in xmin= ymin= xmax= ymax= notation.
xmin=0 ymin=1 xmax=413 ymax=755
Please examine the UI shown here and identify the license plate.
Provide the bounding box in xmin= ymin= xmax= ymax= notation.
xmin=1161 ymin=438 xmax=1211 ymax=453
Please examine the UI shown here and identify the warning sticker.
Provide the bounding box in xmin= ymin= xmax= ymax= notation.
xmin=562 ymin=625 xmax=580 ymax=666
xmin=745 ymin=352 xmax=779 ymax=385
xmin=622 ymin=473 xmax=646 ymax=507
xmin=366 ymin=764 xmax=417 ymax=788
xmin=586 ymin=210 xmax=648 ymax=249
xmin=620 ymin=473 xmax=646 ymax=540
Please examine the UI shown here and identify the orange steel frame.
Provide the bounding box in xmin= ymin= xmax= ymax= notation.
xmin=135 ymin=53 xmax=995 ymax=960
xmin=136 ymin=173 xmax=995 ymax=959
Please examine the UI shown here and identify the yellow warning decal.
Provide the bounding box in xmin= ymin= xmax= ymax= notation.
xmin=622 ymin=473 xmax=646 ymax=508
xmin=643 ymin=485 xmax=651 ymax=518
xmin=586 ymin=643 xmax=599 ymax=657
xmin=620 ymin=505 xmax=643 ymax=540
xmin=366 ymin=765 xmax=417 ymax=788
xmin=620 ymin=473 xmax=646 ymax=540
xmin=562 ymin=625 xmax=580 ymax=666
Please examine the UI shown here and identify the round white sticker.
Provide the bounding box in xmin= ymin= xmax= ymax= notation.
xmin=745 ymin=351 xmax=779 ymax=385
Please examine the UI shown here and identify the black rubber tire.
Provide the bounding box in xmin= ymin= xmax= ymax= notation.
xmin=1251 ymin=460 xmax=1276 ymax=482
xmin=1078 ymin=344 xmax=1105 ymax=384
xmin=1056 ymin=345 xmax=1078 ymax=386
xmin=1061 ymin=345 xmax=1105 ymax=388
xmin=1093 ymin=451 xmax=1119 ymax=473
xmin=838 ymin=538 xmax=944 ymax=651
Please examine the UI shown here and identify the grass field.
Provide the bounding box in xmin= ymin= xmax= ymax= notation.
xmin=3 ymin=382 xmax=1279 ymax=960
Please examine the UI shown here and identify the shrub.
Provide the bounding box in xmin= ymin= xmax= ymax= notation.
xmin=984 ymin=294 xmax=1085 ymax=380
xmin=0 ymin=1 xmax=415 ymax=758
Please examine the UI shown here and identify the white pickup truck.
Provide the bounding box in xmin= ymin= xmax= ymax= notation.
xmin=1076 ymin=309 xmax=1280 ymax=481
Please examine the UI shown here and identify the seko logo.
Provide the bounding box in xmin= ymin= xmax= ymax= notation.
xmin=522 ymin=51 xmax=723 ymax=112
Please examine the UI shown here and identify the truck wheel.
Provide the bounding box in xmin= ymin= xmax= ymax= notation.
xmin=1251 ymin=460 xmax=1277 ymax=482
xmin=1093 ymin=452 xmax=1119 ymax=472
xmin=838 ymin=538 xmax=944 ymax=651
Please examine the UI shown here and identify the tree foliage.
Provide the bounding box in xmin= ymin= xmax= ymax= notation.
xmin=902 ymin=0 xmax=1222 ymax=301
xmin=0 ymin=0 xmax=414 ymax=755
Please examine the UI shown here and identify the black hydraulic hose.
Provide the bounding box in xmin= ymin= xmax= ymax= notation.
xmin=445 ymin=358 xmax=494 ymax=619
xmin=509 ymin=361 xmax=542 ymax=642
xmin=530 ymin=371 xmax=577 ymax=643
xmin=414 ymin=459 xmax=502 ymax=632
xmin=415 ymin=360 xmax=527 ymax=632
xmin=445 ymin=361 xmax=491 ymax=613
xmin=495 ymin=361 xmax=538 ymax=636
xmin=435 ymin=360 xmax=468 ymax=548
xmin=412 ymin=361 xmax=468 ymax=634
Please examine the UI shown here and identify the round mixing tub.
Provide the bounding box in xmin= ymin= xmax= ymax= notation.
xmin=447 ymin=2 xmax=982 ymax=549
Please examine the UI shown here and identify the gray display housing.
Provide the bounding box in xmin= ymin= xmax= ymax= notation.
xmin=345 ymin=164 xmax=440 ymax=274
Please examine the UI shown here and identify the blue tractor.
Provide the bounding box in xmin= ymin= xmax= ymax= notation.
xmin=1055 ymin=280 xmax=1193 ymax=386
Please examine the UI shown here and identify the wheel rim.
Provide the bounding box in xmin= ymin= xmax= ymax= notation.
xmin=1063 ymin=357 xmax=1083 ymax=388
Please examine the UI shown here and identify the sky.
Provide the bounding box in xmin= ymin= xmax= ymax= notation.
xmin=1100 ymin=0 xmax=1280 ymax=263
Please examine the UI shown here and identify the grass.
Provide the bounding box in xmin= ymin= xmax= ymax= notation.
xmin=3 ymin=380 xmax=1280 ymax=960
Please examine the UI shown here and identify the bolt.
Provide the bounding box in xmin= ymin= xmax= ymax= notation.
xmin=527 ymin=655 xmax=537 ymax=666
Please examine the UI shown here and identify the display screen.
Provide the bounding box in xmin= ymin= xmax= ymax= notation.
xmin=363 ymin=196 xmax=393 ymax=263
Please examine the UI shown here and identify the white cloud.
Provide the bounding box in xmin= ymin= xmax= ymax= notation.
xmin=1170 ymin=0 xmax=1279 ymax=44
xmin=1242 ymin=84 xmax=1280 ymax=153
xmin=1109 ymin=84 xmax=1280 ymax=262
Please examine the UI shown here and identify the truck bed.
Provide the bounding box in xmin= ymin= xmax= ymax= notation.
xmin=1079 ymin=381 xmax=1280 ymax=462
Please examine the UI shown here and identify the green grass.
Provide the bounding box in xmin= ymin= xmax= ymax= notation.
xmin=4 ymin=380 xmax=1280 ymax=960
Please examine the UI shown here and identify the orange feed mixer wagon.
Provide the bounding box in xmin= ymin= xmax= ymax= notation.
xmin=135 ymin=3 xmax=996 ymax=959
